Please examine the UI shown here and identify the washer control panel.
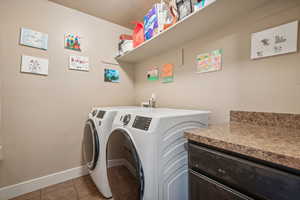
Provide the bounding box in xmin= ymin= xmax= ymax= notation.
xmin=132 ymin=116 xmax=152 ymax=131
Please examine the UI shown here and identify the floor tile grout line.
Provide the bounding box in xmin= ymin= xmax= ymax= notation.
xmin=72 ymin=178 xmax=80 ymax=200
xmin=11 ymin=175 xmax=100 ymax=200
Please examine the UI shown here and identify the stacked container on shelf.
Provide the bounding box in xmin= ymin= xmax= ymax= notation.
xmin=118 ymin=34 xmax=133 ymax=56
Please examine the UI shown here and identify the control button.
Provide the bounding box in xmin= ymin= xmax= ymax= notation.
xmin=123 ymin=114 xmax=131 ymax=126
xmin=92 ymin=110 xmax=98 ymax=117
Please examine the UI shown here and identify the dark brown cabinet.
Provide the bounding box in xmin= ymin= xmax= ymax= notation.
xmin=189 ymin=170 xmax=253 ymax=200
xmin=188 ymin=141 xmax=300 ymax=200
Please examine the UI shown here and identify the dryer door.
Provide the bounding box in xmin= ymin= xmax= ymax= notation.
xmin=83 ymin=119 xmax=99 ymax=170
xmin=106 ymin=129 xmax=144 ymax=200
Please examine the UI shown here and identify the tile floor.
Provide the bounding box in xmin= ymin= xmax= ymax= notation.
xmin=10 ymin=166 xmax=139 ymax=200
xmin=10 ymin=175 xmax=105 ymax=200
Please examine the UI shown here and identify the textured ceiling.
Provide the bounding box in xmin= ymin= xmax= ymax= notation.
xmin=49 ymin=0 xmax=159 ymax=29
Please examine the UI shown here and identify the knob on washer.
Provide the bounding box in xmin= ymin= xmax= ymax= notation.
xmin=123 ymin=114 xmax=131 ymax=126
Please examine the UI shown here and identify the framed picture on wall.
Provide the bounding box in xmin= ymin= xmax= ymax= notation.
xmin=161 ymin=64 xmax=174 ymax=83
xmin=104 ymin=69 xmax=120 ymax=83
xmin=196 ymin=49 xmax=222 ymax=74
xmin=69 ymin=55 xmax=89 ymax=71
xmin=251 ymin=21 xmax=298 ymax=59
xmin=64 ymin=33 xmax=81 ymax=51
xmin=21 ymin=55 xmax=49 ymax=75
xmin=147 ymin=67 xmax=159 ymax=81
xmin=20 ymin=28 xmax=48 ymax=50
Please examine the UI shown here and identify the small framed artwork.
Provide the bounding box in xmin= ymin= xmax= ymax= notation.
xmin=21 ymin=55 xmax=49 ymax=75
xmin=161 ymin=64 xmax=174 ymax=83
xmin=69 ymin=55 xmax=89 ymax=71
xmin=65 ymin=33 xmax=81 ymax=51
xmin=20 ymin=28 xmax=48 ymax=50
xmin=196 ymin=49 xmax=222 ymax=74
xmin=147 ymin=67 xmax=159 ymax=81
xmin=104 ymin=69 xmax=120 ymax=83
xmin=251 ymin=21 xmax=298 ymax=59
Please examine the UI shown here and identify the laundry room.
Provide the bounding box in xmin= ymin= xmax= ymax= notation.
xmin=0 ymin=0 xmax=299 ymax=200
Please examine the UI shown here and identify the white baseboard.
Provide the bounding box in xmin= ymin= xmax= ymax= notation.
xmin=0 ymin=165 xmax=89 ymax=200
xmin=107 ymin=159 xmax=136 ymax=177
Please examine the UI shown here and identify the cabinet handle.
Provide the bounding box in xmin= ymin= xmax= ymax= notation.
xmin=218 ymin=168 xmax=226 ymax=174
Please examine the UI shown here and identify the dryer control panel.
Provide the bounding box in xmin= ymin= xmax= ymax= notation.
xmin=132 ymin=116 xmax=152 ymax=131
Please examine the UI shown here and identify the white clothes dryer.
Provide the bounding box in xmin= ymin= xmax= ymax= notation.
xmin=106 ymin=108 xmax=210 ymax=200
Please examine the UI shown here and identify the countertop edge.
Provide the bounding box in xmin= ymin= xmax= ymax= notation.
xmin=184 ymin=131 xmax=300 ymax=171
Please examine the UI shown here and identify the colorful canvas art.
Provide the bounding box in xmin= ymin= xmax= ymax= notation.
xmin=161 ymin=64 xmax=174 ymax=83
xmin=69 ymin=55 xmax=89 ymax=71
xmin=251 ymin=21 xmax=298 ymax=59
xmin=21 ymin=55 xmax=49 ymax=75
xmin=147 ymin=67 xmax=159 ymax=81
xmin=65 ymin=33 xmax=81 ymax=51
xmin=104 ymin=69 xmax=120 ymax=83
xmin=20 ymin=28 xmax=48 ymax=50
xmin=196 ymin=49 xmax=222 ymax=74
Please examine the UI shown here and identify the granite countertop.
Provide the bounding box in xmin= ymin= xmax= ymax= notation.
xmin=185 ymin=122 xmax=300 ymax=171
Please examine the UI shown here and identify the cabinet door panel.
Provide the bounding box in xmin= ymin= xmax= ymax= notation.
xmin=189 ymin=170 xmax=253 ymax=200
xmin=189 ymin=143 xmax=300 ymax=200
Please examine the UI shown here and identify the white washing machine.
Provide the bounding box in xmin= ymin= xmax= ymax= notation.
xmin=83 ymin=106 xmax=139 ymax=198
xmin=106 ymin=108 xmax=210 ymax=200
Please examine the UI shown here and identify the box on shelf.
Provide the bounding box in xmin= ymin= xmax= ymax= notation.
xmin=144 ymin=1 xmax=178 ymax=40
xmin=169 ymin=0 xmax=179 ymax=16
xmin=118 ymin=39 xmax=133 ymax=56
xmin=132 ymin=21 xmax=145 ymax=48
xmin=157 ymin=1 xmax=174 ymax=32
xmin=176 ymin=0 xmax=193 ymax=20
xmin=144 ymin=5 xmax=159 ymax=40
xmin=159 ymin=1 xmax=178 ymax=31
xmin=120 ymin=34 xmax=133 ymax=41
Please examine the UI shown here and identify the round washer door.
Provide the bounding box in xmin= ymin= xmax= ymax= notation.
xmin=106 ymin=130 xmax=144 ymax=200
xmin=83 ymin=119 xmax=99 ymax=170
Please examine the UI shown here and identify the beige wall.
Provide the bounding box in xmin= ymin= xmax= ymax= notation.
xmin=1 ymin=0 xmax=300 ymax=189
xmin=0 ymin=0 xmax=135 ymax=187
xmin=0 ymin=29 xmax=2 ymax=156
xmin=0 ymin=20 xmax=3 ymax=144
xmin=134 ymin=0 xmax=300 ymax=124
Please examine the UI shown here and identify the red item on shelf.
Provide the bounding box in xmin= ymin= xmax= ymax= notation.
xmin=119 ymin=34 xmax=133 ymax=41
xmin=132 ymin=21 xmax=145 ymax=48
